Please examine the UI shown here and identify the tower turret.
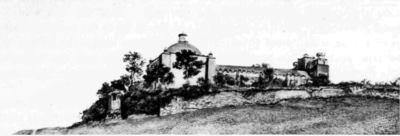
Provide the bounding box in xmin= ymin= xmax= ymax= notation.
xmin=316 ymin=52 xmax=326 ymax=59
xmin=178 ymin=32 xmax=187 ymax=42
xmin=311 ymin=52 xmax=329 ymax=79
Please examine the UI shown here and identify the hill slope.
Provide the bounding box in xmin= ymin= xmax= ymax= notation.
xmin=15 ymin=96 xmax=400 ymax=134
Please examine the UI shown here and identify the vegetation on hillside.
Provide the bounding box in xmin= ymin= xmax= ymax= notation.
xmin=79 ymin=50 xmax=400 ymax=125
xmin=81 ymin=51 xmax=147 ymax=122
xmin=81 ymin=50 xmax=210 ymax=122
xmin=25 ymin=96 xmax=399 ymax=134
xmin=173 ymin=49 xmax=205 ymax=80
xmin=311 ymin=75 xmax=330 ymax=86
xmin=122 ymin=51 xmax=146 ymax=90
xmin=252 ymin=63 xmax=274 ymax=89
xmin=142 ymin=64 xmax=174 ymax=89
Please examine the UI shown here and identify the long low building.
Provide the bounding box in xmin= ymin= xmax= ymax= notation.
xmin=148 ymin=33 xmax=329 ymax=88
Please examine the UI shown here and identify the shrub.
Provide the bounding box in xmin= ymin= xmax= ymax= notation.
xmin=336 ymin=81 xmax=363 ymax=88
xmin=238 ymin=75 xmax=250 ymax=87
xmin=173 ymin=49 xmax=205 ymax=79
xmin=250 ymin=66 xmax=274 ymax=89
xmin=159 ymin=83 xmax=216 ymax=106
xmin=197 ymin=77 xmax=216 ymax=91
xmin=81 ymin=98 xmax=108 ymax=122
xmin=214 ymin=72 xmax=226 ymax=87
xmin=312 ymin=75 xmax=330 ymax=87
xmin=225 ymin=74 xmax=236 ymax=86
xmin=142 ymin=64 xmax=174 ymax=88
xmin=121 ymin=88 xmax=162 ymax=118
xmin=213 ymin=73 xmax=240 ymax=88
xmin=96 ymin=82 xmax=113 ymax=98
xmin=176 ymin=85 xmax=212 ymax=100
xmin=270 ymin=78 xmax=285 ymax=87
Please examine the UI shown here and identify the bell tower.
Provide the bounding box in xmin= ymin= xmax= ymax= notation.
xmin=313 ymin=52 xmax=329 ymax=78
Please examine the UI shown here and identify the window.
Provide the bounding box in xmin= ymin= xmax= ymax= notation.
xmin=112 ymin=94 xmax=117 ymax=101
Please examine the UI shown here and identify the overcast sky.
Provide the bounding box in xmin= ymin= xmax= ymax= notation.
xmin=1 ymin=0 xmax=399 ymax=134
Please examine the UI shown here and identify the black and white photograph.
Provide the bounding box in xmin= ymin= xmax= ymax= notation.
xmin=1 ymin=0 xmax=399 ymax=135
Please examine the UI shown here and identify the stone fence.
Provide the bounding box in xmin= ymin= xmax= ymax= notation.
xmin=160 ymin=87 xmax=399 ymax=116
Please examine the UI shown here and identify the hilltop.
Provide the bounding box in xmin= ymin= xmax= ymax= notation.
xmin=14 ymin=96 xmax=399 ymax=134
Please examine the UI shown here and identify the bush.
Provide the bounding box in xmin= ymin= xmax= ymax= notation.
xmin=142 ymin=64 xmax=174 ymax=88
xmin=81 ymin=98 xmax=108 ymax=122
xmin=336 ymin=81 xmax=363 ymax=88
xmin=312 ymin=75 xmax=330 ymax=87
xmin=213 ymin=73 xmax=242 ymax=88
xmin=166 ymin=85 xmax=212 ymax=101
xmin=225 ymin=75 xmax=236 ymax=86
xmin=238 ymin=75 xmax=250 ymax=87
xmin=122 ymin=84 xmax=213 ymax=118
xmin=213 ymin=72 xmax=226 ymax=87
xmin=270 ymin=78 xmax=285 ymax=87
xmin=197 ymin=77 xmax=215 ymax=91
xmin=121 ymin=88 xmax=161 ymax=118
xmin=83 ymin=77 xmax=218 ymax=121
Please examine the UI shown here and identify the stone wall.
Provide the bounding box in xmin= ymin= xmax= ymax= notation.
xmin=160 ymin=92 xmax=250 ymax=116
xmin=160 ymin=87 xmax=399 ymax=116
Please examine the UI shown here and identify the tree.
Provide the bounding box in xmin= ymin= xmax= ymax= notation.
xmin=270 ymin=78 xmax=285 ymax=87
xmin=338 ymin=81 xmax=362 ymax=87
xmin=238 ymin=75 xmax=250 ymax=87
xmin=81 ymin=98 xmax=108 ymax=122
xmin=389 ymin=77 xmax=400 ymax=86
xmin=96 ymin=82 xmax=113 ymax=98
xmin=262 ymin=66 xmax=274 ymax=87
xmin=197 ymin=77 xmax=207 ymax=87
xmin=213 ymin=72 xmax=226 ymax=88
xmin=123 ymin=51 xmax=146 ymax=89
xmin=251 ymin=74 xmax=262 ymax=88
xmin=251 ymin=63 xmax=269 ymax=68
xmin=197 ymin=77 xmax=213 ymax=91
xmin=261 ymin=63 xmax=270 ymax=68
xmin=83 ymin=82 xmax=111 ymax=122
xmin=142 ymin=64 xmax=175 ymax=89
xmin=110 ymin=79 xmax=126 ymax=91
xmin=360 ymin=79 xmax=371 ymax=86
xmin=120 ymin=74 xmax=133 ymax=91
xmin=173 ymin=49 xmax=205 ymax=80
xmin=225 ymin=74 xmax=236 ymax=86
xmin=252 ymin=64 xmax=274 ymax=89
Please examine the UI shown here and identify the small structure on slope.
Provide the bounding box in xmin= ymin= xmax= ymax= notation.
xmin=107 ymin=89 xmax=124 ymax=119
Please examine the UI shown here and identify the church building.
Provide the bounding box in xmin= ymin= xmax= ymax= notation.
xmin=148 ymin=33 xmax=329 ymax=88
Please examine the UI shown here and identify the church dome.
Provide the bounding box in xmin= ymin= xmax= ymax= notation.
xmin=165 ymin=33 xmax=202 ymax=55
xmin=166 ymin=42 xmax=202 ymax=55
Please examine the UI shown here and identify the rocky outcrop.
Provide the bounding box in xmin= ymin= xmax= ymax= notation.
xmin=160 ymin=87 xmax=399 ymax=116
xmin=161 ymin=92 xmax=251 ymax=116
xmin=161 ymin=90 xmax=316 ymax=116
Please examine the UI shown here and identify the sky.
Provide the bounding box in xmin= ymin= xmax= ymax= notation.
xmin=0 ymin=0 xmax=399 ymax=134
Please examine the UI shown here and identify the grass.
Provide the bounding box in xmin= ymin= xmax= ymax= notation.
xmin=43 ymin=96 xmax=399 ymax=134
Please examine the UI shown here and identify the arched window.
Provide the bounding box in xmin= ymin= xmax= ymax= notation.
xmin=112 ymin=94 xmax=117 ymax=101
